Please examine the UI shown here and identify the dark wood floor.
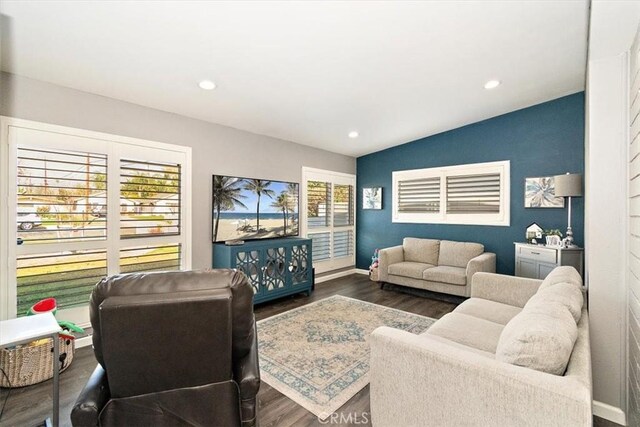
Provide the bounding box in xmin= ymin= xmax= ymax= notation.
xmin=0 ymin=274 xmax=618 ymax=426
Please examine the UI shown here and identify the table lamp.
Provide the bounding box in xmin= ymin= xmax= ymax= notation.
xmin=554 ymin=172 xmax=583 ymax=247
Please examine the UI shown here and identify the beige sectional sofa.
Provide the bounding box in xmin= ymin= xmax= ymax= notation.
xmin=369 ymin=266 xmax=591 ymax=427
xmin=378 ymin=237 xmax=496 ymax=297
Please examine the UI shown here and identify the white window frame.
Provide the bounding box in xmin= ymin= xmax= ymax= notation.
xmin=301 ymin=167 xmax=356 ymax=274
xmin=392 ymin=160 xmax=510 ymax=226
xmin=0 ymin=117 xmax=192 ymax=322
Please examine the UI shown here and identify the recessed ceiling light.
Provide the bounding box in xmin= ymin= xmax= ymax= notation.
xmin=199 ymin=80 xmax=216 ymax=90
xmin=348 ymin=131 xmax=359 ymax=138
xmin=484 ymin=80 xmax=501 ymax=90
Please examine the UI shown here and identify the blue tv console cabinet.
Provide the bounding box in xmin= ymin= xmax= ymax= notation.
xmin=212 ymin=237 xmax=313 ymax=304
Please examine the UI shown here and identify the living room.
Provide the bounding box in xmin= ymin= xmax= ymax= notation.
xmin=0 ymin=1 xmax=638 ymax=426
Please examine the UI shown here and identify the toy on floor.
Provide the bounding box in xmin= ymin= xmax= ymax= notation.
xmin=370 ymin=248 xmax=379 ymax=272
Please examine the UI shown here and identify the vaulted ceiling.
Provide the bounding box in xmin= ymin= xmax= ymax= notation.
xmin=0 ymin=1 xmax=588 ymax=156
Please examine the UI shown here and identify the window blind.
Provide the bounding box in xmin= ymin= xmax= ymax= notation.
xmin=333 ymin=230 xmax=354 ymax=258
xmin=397 ymin=177 xmax=440 ymax=213
xmin=120 ymin=244 xmax=181 ymax=273
xmin=309 ymin=232 xmax=331 ymax=261
xmin=16 ymin=147 xmax=108 ymax=243
xmin=306 ymin=181 xmax=331 ymax=228
xmin=333 ymin=184 xmax=354 ymax=226
xmin=17 ymin=250 xmax=107 ymax=315
xmin=120 ymin=159 xmax=181 ymax=238
xmin=446 ymin=173 xmax=501 ymax=213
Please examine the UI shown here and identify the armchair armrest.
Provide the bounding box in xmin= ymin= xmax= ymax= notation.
xmin=466 ymin=252 xmax=496 ymax=285
xmin=233 ymin=320 xmax=260 ymax=426
xmin=378 ymin=245 xmax=404 ymax=282
xmin=369 ymin=327 xmax=591 ymax=427
xmin=71 ymin=364 xmax=111 ymax=427
xmin=471 ymin=272 xmax=542 ymax=308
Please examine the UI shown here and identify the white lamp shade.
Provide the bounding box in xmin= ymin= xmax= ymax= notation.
xmin=554 ymin=173 xmax=582 ymax=197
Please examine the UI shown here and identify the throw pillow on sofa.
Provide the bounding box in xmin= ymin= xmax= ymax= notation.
xmin=525 ymin=282 xmax=584 ymax=323
xmin=495 ymin=300 xmax=578 ymax=376
xmin=538 ymin=266 xmax=582 ymax=291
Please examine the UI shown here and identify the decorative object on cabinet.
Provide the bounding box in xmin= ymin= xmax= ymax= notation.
xmin=524 ymin=176 xmax=565 ymax=208
xmin=363 ymin=187 xmax=382 ymax=209
xmin=525 ymin=222 xmax=543 ymax=243
xmin=212 ymin=237 xmax=313 ymax=304
xmin=514 ymin=242 xmax=583 ymax=279
xmin=553 ymin=173 xmax=583 ymax=248
xmin=545 ymin=235 xmax=562 ymax=248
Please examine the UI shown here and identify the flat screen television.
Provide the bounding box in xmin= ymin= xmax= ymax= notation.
xmin=212 ymin=175 xmax=300 ymax=243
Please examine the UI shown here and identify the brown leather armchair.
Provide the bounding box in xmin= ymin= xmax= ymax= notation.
xmin=71 ymin=269 xmax=260 ymax=427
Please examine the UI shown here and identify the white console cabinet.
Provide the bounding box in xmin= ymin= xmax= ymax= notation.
xmin=514 ymin=242 xmax=583 ymax=280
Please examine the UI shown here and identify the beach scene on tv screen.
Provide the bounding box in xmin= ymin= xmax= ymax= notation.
xmin=212 ymin=176 xmax=299 ymax=242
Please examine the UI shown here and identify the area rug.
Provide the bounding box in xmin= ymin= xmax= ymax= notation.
xmin=256 ymin=295 xmax=436 ymax=420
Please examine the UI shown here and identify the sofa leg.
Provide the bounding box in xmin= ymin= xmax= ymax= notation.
xmin=379 ymin=282 xmax=385 ymax=290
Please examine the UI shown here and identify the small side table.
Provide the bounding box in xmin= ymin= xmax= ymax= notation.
xmin=514 ymin=242 xmax=584 ymax=280
xmin=0 ymin=313 xmax=62 ymax=427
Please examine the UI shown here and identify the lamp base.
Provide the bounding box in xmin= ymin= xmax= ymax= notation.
xmin=563 ymin=227 xmax=579 ymax=248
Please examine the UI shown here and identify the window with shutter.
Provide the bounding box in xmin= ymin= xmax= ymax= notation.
xmin=446 ymin=173 xmax=501 ymax=213
xmin=2 ymin=118 xmax=191 ymax=324
xmin=392 ymin=161 xmax=509 ymax=226
xmin=302 ymin=168 xmax=356 ymax=273
xmin=397 ymin=177 xmax=440 ymax=213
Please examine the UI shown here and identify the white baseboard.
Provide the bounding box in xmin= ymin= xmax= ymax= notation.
xmin=354 ymin=268 xmax=369 ymax=275
xmin=76 ymin=335 xmax=93 ymax=349
xmin=315 ymin=269 xmax=358 ymax=284
xmin=593 ymin=401 xmax=626 ymax=426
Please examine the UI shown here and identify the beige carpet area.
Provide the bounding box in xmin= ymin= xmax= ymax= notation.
xmin=257 ymin=295 xmax=436 ymax=420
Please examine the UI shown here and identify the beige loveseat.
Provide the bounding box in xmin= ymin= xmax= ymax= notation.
xmin=369 ymin=266 xmax=591 ymax=427
xmin=378 ymin=238 xmax=496 ymax=297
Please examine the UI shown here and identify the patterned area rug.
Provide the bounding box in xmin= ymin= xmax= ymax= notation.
xmin=257 ymin=295 xmax=436 ymax=420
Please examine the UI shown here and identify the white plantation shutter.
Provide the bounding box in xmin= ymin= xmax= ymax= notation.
xmin=120 ymin=158 xmax=181 ymax=238
xmin=3 ymin=119 xmax=191 ymax=323
xmin=302 ymin=168 xmax=356 ymax=273
xmin=446 ymin=173 xmax=501 ymax=213
xmin=393 ymin=161 xmax=509 ymax=226
xmin=397 ymin=177 xmax=440 ymax=213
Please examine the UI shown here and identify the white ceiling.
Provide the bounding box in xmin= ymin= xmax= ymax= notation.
xmin=0 ymin=1 xmax=588 ymax=157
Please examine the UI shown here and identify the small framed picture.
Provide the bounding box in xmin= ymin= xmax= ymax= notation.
xmin=363 ymin=187 xmax=382 ymax=210
xmin=524 ymin=176 xmax=565 ymax=208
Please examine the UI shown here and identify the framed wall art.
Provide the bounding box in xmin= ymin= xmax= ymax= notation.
xmin=363 ymin=187 xmax=382 ymax=210
xmin=524 ymin=176 xmax=565 ymax=208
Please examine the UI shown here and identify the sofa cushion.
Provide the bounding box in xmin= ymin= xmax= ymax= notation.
xmin=438 ymin=240 xmax=484 ymax=268
xmin=454 ymin=298 xmax=522 ymax=325
xmin=403 ymin=238 xmax=440 ymax=265
xmin=417 ymin=333 xmax=495 ymax=359
xmin=538 ymin=266 xmax=582 ymax=291
xmin=425 ymin=312 xmax=504 ymax=353
xmin=388 ymin=262 xmax=435 ymax=280
xmin=496 ymin=300 xmax=578 ymax=375
xmin=422 ymin=266 xmax=467 ymax=286
xmin=527 ymin=282 xmax=583 ymax=323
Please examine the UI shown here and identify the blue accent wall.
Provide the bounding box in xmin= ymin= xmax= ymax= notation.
xmin=356 ymin=93 xmax=585 ymax=275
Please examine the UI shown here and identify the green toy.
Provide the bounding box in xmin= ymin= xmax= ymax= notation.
xmin=27 ymin=298 xmax=85 ymax=335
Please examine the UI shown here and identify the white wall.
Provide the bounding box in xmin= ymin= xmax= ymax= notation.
xmin=587 ymin=1 xmax=640 ymax=424
xmin=586 ymin=53 xmax=628 ymax=423
xmin=627 ymin=25 xmax=640 ymax=427
xmin=0 ymin=72 xmax=356 ymax=269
